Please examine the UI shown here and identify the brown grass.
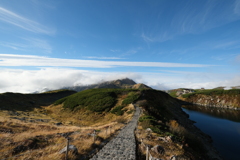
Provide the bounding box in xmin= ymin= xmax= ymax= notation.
xmin=0 ymin=115 xmax=125 ymax=160
xmin=0 ymin=95 xmax=135 ymax=159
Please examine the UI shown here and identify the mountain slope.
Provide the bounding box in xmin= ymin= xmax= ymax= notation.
xmin=62 ymin=78 xmax=151 ymax=92
xmin=0 ymin=90 xmax=76 ymax=111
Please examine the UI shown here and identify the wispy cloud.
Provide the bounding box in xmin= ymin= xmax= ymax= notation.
xmin=0 ymin=42 xmax=28 ymax=50
xmin=235 ymin=54 xmax=240 ymax=63
xmin=141 ymin=1 xmax=240 ymax=43
xmin=213 ymin=41 xmax=240 ymax=49
xmin=0 ymin=54 xmax=214 ymax=68
xmin=234 ymin=0 xmax=240 ymax=15
xmin=23 ymin=38 xmax=52 ymax=53
xmin=0 ymin=6 xmax=54 ymax=35
xmin=0 ymin=38 xmax=52 ymax=53
xmin=121 ymin=48 xmax=141 ymax=57
xmin=141 ymin=33 xmax=154 ymax=43
xmin=110 ymin=49 xmax=120 ymax=52
xmin=84 ymin=56 xmax=125 ymax=60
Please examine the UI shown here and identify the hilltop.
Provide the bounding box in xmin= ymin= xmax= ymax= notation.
xmin=62 ymin=78 xmax=152 ymax=92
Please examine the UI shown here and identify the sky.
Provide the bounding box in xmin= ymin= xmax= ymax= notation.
xmin=0 ymin=0 xmax=240 ymax=93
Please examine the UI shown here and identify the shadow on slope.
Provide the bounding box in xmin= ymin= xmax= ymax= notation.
xmin=0 ymin=90 xmax=76 ymax=111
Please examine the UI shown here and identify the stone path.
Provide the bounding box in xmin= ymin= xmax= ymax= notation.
xmin=90 ymin=106 xmax=140 ymax=160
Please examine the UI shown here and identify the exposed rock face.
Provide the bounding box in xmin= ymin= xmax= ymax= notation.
xmin=181 ymin=94 xmax=240 ymax=109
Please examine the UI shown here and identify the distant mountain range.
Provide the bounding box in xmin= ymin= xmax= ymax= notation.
xmin=62 ymin=78 xmax=152 ymax=92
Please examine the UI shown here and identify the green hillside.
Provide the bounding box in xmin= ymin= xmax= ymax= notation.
xmin=54 ymin=88 xmax=141 ymax=112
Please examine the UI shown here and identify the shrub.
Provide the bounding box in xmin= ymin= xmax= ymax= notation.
xmin=54 ymin=88 xmax=142 ymax=112
xmin=122 ymin=91 xmax=140 ymax=105
xmin=126 ymin=110 xmax=134 ymax=114
xmin=169 ymin=91 xmax=178 ymax=98
xmin=139 ymin=115 xmax=156 ymax=122
xmin=54 ymin=89 xmax=117 ymax=112
xmin=111 ymin=106 xmax=124 ymax=116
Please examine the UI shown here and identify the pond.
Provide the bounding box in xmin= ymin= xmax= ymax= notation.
xmin=182 ymin=105 xmax=240 ymax=160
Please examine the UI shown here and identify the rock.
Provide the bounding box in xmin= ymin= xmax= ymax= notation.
xmin=55 ymin=122 xmax=63 ymax=126
xmin=146 ymin=128 xmax=152 ymax=132
xmin=158 ymin=136 xmax=172 ymax=142
xmin=170 ymin=155 xmax=177 ymax=160
xmin=59 ymin=145 xmax=78 ymax=155
xmin=151 ymin=145 xmax=165 ymax=155
xmin=165 ymin=136 xmax=172 ymax=142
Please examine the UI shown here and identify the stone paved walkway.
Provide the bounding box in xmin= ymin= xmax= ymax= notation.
xmin=90 ymin=106 xmax=140 ymax=160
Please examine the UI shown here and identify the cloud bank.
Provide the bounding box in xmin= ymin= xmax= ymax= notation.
xmin=0 ymin=68 xmax=239 ymax=93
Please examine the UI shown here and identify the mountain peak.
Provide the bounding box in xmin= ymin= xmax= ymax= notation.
xmin=62 ymin=78 xmax=151 ymax=92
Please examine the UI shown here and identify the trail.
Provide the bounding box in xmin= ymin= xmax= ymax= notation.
xmin=90 ymin=106 xmax=140 ymax=160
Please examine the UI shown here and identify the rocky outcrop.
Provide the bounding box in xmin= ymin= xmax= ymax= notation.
xmin=180 ymin=94 xmax=240 ymax=109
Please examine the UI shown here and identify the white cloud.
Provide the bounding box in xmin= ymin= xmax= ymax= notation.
xmin=0 ymin=54 xmax=213 ymax=68
xmin=0 ymin=68 xmax=141 ymax=93
xmin=0 ymin=6 xmax=54 ymax=35
xmin=0 ymin=67 xmax=239 ymax=93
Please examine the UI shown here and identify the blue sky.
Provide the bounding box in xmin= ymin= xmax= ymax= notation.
xmin=0 ymin=0 xmax=240 ymax=93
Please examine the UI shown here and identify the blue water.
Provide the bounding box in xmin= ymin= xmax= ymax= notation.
xmin=182 ymin=105 xmax=240 ymax=160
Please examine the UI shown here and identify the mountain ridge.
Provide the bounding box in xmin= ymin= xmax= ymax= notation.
xmin=62 ymin=78 xmax=152 ymax=92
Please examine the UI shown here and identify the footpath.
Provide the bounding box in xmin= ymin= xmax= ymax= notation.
xmin=90 ymin=106 xmax=140 ymax=160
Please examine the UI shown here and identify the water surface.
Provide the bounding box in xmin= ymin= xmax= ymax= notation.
xmin=182 ymin=105 xmax=240 ymax=160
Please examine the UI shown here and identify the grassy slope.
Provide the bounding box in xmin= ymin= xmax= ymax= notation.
xmin=48 ymin=88 xmax=141 ymax=126
xmin=0 ymin=89 xmax=140 ymax=159
xmin=0 ymin=90 xmax=76 ymax=111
